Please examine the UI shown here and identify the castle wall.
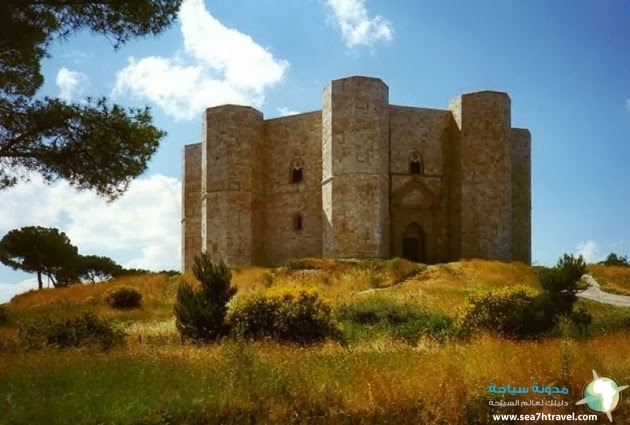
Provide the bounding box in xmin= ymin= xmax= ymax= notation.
xmin=263 ymin=112 xmax=323 ymax=265
xmin=510 ymin=128 xmax=532 ymax=263
xmin=322 ymin=77 xmax=390 ymax=258
xmin=388 ymin=106 xmax=451 ymax=262
xmin=448 ymin=91 xmax=513 ymax=261
xmin=201 ymin=105 xmax=264 ymax=266
xmin=181 ymin=143 xmax=202 ymax=271
xmin=182 ymin=76 xmax=531 ymax=269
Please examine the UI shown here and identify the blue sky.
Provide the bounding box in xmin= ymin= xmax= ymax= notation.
xmin=1 ymin=0 xmax=629 ymax=301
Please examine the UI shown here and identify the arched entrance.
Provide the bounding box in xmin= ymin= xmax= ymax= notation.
xmin=402 ymin=222 xmax=427 ymax=263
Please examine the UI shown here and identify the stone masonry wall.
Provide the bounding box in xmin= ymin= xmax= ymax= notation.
xmin=388 ymin=106 xmax=451 ymax=262
xmin=322 ymin=77 xmax=390 ymax=258
xmin=510 ymin=128 xmax=532 ymax=263
xmin=181 ymin=143 xmax=202 ymax=271
xmin=263 ymin=112 xmax=323 ymax=265
xmin=202 ymin=105 xmax=264 ymax=266
xmin=182 ymin=76 xmax=531 ymax=270
xmin=449 ymin=91 xmax=513 ymax=261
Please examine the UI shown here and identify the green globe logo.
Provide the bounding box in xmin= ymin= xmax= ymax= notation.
xmin=576 ymin=370 xmax=628 ymax=422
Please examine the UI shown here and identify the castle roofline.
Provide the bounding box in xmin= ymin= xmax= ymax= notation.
xmin=328 ymin=75 xmax=389 ymax=88
xmin=204 ymin=104 xmax=262 ymax=116
xmin=457 ymin=90 xmax=510 ymax=99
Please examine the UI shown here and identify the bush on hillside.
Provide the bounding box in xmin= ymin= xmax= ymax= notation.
xmin=539 ymin=254 xmax=588 ymax=318
xmin=18 ymin=312 xmax=124 ymax=350
xmin=174 ymin=253 xmax=236 ymax=342
xmin=104 ymin=285 xmax=142 ymax=309
xmin=227 ymin=287 xmax=340 ymax=344
xmin=458 ymin=286 xmax=553 ymax=339
xmin=599 ymin=252 xmax=630 ymax=267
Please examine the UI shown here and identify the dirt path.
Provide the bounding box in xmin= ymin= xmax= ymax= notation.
xmin=578 ymin=275 xmax=630 ymax=307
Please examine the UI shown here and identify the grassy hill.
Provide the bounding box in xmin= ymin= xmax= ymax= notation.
xmin=1 ymin=259 xmax=629 ymax=424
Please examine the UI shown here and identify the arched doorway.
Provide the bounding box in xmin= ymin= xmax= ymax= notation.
xmin=402 ymin=222 xmax=427 ymax=262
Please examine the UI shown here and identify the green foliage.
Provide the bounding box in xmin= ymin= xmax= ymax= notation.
xmin=0 ymin=1 xmax=180 ymax=198
xmin=17 ymin=312 xmax=124 ymax=350
xmin=227 ymin=287 xmax=340 ymax=344
xmin=599 ymin=252 xmax=630 ymax=267
xmin=0 ymin=304 xmax=9 ymax=325
xmin=337 ymin=297 xmax=453 ymax=343
xmin=539 ymin=253 xmax=587 ymax=317
xmin=104 ymin=285 xmax=142 ymax=309
xmin=460 ymin=254 xmax=590 ymax=339
xmin=78 ymin=255 xmax=124 ymax=283
xmin=458 ymin=286 xmax=552 ymax=339
xmin=174 ymin=253 xmax=236 ymax=342
xmin=0 ymin=226 xmax=79 ymax=289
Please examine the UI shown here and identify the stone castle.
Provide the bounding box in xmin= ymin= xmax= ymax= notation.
xmin=181 ymin=76 xmax=531 ymax=270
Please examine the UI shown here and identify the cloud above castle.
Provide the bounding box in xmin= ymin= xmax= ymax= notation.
xmin=112 ymin=0 xmax=290 ymax=120
xmin=324 ymin=0 xmax=394 ymax=48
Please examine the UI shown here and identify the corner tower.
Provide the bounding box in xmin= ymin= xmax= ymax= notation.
xmin=201 ymin=105 xmax=264 ymax=266
xmin=322 ymin=76 xmax=390 ymax=258
xmin=448 ymin=91 xmax=512 ymax=261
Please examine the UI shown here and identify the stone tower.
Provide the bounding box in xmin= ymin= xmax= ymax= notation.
xmin=448 ymin=92 xmax=513 ymax=261
xmin=322 ymin=77 xmax=390 ymax=258
xmin=200 ymin=105 xmax=265 ymax=265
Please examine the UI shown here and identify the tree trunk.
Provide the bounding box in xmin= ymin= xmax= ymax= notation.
xmin=36 ymin=269 xmax=43 ymax=290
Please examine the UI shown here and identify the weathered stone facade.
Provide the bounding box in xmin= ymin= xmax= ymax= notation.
xmin=181 ymin=76 xmax=531 ymax=270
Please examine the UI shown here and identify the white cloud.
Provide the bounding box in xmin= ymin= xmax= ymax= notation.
xmin=0 ymin=278 xmax=38 ymax=303
xmin=56 ymin=67 xmax=89 ymax=102
xmin=61 ymin=50 xmax=91 ymax=64
xmin=0 ymin=173 xmax=182 ymax=274
xmin=324 ymin=0 xmax=393 ymax=48
xmin=278 ymin=107 xmax=300 ymax=117
xmin=575 ymin=240 xmax=602 ymax=263
xmin=113 ymin=0 xmax=289 ymax=120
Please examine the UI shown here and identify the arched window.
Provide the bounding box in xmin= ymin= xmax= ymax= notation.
xmin=293 ymin=213 xmax=303 ymax=231
xmin=290 ymin=159 xmax=304 ymax=183
xmin=409 ymin=152 xmax=423 ymax=175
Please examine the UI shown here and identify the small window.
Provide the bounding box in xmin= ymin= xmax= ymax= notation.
xmin=290 ymin=159 xmax=304 ymax=184
xmin=409 ymin=152 xmax=423 ymax=175
xmin=293 ymin=213 xmax=303 ymax=231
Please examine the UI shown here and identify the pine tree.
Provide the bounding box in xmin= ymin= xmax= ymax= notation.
xmin=174 ymin=253 xmax=236 ymax=342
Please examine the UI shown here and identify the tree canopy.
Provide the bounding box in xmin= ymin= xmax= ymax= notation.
xmin=0 ymin=0 xmax=183 ymax=199
xmin=0 ymin=226 xmax=129 ymax=289
xmin=0 ymin=226 xmax=78 ymax=289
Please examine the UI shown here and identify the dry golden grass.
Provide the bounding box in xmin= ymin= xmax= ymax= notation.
xmin=6 ymin=274 xmax=176 ymax=323
xmin=588 ymin=264 xmax=630 ymax=295
xmin=2 ymin=330 xmax=629 ymax=424
xmin=394 ymin=260 xmax=540 ymax=314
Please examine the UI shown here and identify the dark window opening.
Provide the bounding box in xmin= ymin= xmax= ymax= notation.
xmin=290 ymin=159 xmax=304 ymax=184
xmin=409 ymin=152 xmax=423 ymax=175
xmin=293 ymin=214 xmax=303 ymax=231
xmin=291 ymin=167 xmax=303 ymax=183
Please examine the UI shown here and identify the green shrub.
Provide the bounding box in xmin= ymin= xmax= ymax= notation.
xmin=539 ymin=254 xmax=586 ymax=317
xmin=336 ymin=297 xmax=453 ymax=342
xmin=17 ymin=312 xmax=125 ymax=350
xmin=227 ymin=286 xmax=339 ymax=344
xmin=104 ymin=285 xmax=142 ymax=309
xmin=458 ymin=286 xmax=553 ymax=339
xmin=0 ymin=304 xmax=9 ymax=326
xmin=174 ymin=253 xmax=236 ymax=342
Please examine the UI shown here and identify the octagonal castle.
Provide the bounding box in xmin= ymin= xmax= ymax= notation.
xmin=181 ymin=76 xmax=531 ymax=270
